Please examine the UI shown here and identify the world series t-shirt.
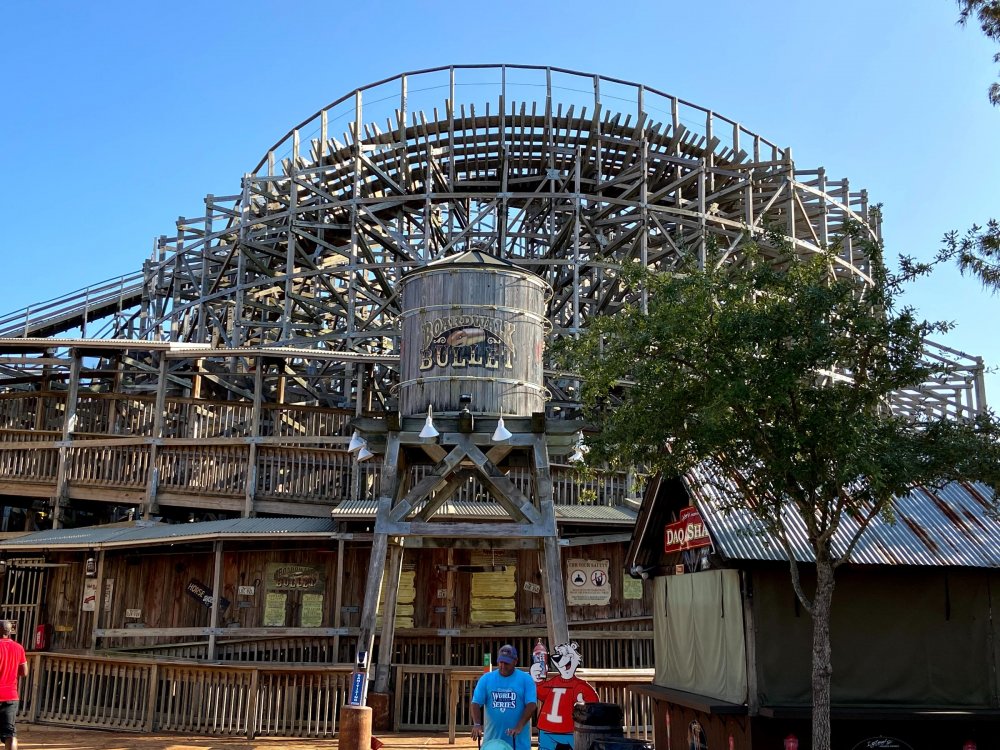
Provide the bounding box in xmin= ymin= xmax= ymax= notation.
xmin=471 ymin=668 xmax=537 ymax=750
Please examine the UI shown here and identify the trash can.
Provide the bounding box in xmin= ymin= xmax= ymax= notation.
xmin=592 ymin=738 xmax=654 ymax=750
xmin=573 ymin=703 xmax=625 ymax=750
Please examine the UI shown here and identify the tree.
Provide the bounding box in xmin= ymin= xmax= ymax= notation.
xmin=957 ymin=0 xmax=1000 ymax=105
xmin=952 ymin=2 xmax=1000 ymax=288
xmin=943 ymin=220 xmax=1000 ymax=291
xmin=555 ymin=231 xmax=1000 ymax=750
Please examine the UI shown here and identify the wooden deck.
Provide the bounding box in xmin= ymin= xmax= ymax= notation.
xmin=15 ymin=723 xmax=480 ymax=749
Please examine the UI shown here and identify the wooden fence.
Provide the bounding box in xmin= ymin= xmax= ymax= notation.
xmin=17 ymin=653 xmax=653 ymax=740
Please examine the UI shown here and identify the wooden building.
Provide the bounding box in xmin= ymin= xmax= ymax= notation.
xmin=626 ymin=469 xmax=1000 ymax=750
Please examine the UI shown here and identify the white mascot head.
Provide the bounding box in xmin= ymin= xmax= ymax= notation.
xmin=550 ymin=641 xmax=583 ymax=679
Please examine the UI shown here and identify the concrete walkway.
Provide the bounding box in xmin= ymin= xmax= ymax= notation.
xmin=15 ymin=723 xmax=480 ymax=750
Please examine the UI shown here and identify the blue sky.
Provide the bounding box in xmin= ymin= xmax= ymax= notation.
xmin=2 ymin=1 xmax=997 ymax=401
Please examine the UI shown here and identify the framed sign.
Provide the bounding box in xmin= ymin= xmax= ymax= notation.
xmin=566 ymin=559 xmax=611 ymax=606
xmin=664 ymin=506 xmax=711 ymax=554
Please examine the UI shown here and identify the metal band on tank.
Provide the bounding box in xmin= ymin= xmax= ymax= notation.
xmin=397 ymin=375 xmax=548 ymax=393
xmin=396 ymin=305 xmax=549 ymax=326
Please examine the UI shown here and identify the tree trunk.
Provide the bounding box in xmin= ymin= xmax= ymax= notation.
xmin=811 ymin=559 xmax=836 ymax=750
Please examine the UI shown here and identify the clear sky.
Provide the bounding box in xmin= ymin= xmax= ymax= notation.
xmin=2 ymin=1 xmax=997 ymax=401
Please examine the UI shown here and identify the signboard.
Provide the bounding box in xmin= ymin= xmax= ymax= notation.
xmin=418 ymin=316 xmax=515 ymax=372
xmin=523 ymin=581 xmax=541 ymax=594
xmin=300 ymin=593 xmax=324 ymax=627
xmin=186 ymin=579 xmax=230 ymax=611
xmin=265 ymin=563 xmax=325 ymax=593
xmin=82 ymin=580 xmax=98 ymax=612
xmin=850 ymin=738 xmax=914 ymax=750
xmin=103 ymin=579 xmax=114 ymax=612
xmin=125 ymin=608 xmax=141 ymax=619
xmin=664 ymin=506 xmax=711 ymax=554
xmin=566 ymin=559 xmax=611 ymax=606
xmin=349 ymin=671 xmax=366 ymax=706
xmin=263 ymin=592 xmax=287 ymax=626
xmin=238 ymin=585 xmax=255 ymax=596
xmin=470 ymin=566 xmax=516 ymax=623
xmin=622 ymin=573 xmax=643 ymax=600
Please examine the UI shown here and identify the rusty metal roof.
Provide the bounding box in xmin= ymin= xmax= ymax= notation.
xmin=331 ymin=499 xmax=637 ymax=525
xmin=0 ymin=517 xmax=344 ymax=551
xmin=684 ymin=463 xmax=1000 ymax=567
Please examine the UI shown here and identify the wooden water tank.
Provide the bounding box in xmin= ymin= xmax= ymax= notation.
xmin=398 ymin=251 xmax=550 ymax=417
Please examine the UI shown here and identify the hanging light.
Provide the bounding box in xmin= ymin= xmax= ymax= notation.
xmin=492 ymin=413 xmax=512 ymax=442
xmin=347 ymin=430 xmax=366 ymax=453
xmin=419 ymin=405 xmax=439 ymax=439
xmin=357 ymin=445 xmax=375 ymax=462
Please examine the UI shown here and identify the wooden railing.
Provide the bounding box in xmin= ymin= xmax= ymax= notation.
xmin=21 ymin=652 xmax=352 ymax=738
xmin=17 ymin=653 xmax=654 ymax=740
xmin=0 ymin=431 xmax=635 ymax=511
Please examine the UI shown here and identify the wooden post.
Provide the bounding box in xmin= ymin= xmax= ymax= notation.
xmin=244 ymin=358 xmax=263 ymax=518
xmin=52 ymin=351 xmax=82 ymax=529
xmin=353 ymin=434 xmax=401 ymax=706
xmin=373 ymin=543 xmax=404 ymax=693
xmin=144 ymin=662 xmax=159 ymax=732
xmin=339 ymin=705 xmax=372 ymax=750
xmin=333 ymin=537 xmax=345 ymax=661
xmin=144 ymin=354 xmax=167 ymax=519
xmin=208 ymin=540 xmax=223 ymax=660
xmin=89 ymin=550 xmax=105 ymax=652
xmin=534 ymin=437 xmax=569 ymax=646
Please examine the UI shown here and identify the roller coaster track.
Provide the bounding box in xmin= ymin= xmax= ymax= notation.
xmin=0 ymin=272 xmax=145 ymax=339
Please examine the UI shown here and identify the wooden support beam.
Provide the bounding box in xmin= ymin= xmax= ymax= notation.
xmin=207 ymin=540 xmax=224 ymax=660
xmin=373 ymin=542 xmax=404 ymax=693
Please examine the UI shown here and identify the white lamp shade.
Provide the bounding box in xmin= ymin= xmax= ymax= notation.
xmin=357 ymin=445 xmax=375 ymax=461
xmin=347 ymin=430 xmax=366 ymax=453
xmin=492 ymin=415 xmax=512 ymax=442
xmin=419 ymin=405 xmax=439 ymax=439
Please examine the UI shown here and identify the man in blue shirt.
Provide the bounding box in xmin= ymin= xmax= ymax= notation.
xmin=471 ymin=644 xmax=537 ymax=750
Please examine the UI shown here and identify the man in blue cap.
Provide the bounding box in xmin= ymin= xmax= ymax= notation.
xmin=470 ymin=644 xmax=537 ymax=750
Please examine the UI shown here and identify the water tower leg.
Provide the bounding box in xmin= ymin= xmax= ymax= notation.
xmin=533 ymin=437 xmax=569 ymax=645
xmin=373 ymin=543 xmax=404 ymax=693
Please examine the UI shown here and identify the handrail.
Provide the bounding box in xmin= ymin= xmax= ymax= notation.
xmin=0 ymin=272 xmax=144 ymax=338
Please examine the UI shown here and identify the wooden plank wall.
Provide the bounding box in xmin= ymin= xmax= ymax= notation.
xmin=38 ymin=540 xmax=650 ymax=654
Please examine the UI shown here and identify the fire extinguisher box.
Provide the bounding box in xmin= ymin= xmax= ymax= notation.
xmin=33 ymin=623 xmax=51 ymax=651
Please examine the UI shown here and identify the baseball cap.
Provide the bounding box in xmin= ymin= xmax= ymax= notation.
xmin=497 ymin=644 xmax=518 ymax=664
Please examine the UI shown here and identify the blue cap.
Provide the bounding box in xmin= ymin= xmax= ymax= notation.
xmin=497 ymin=644 xmax=518 ymax=664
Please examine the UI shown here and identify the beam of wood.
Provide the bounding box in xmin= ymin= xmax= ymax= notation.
xmin=459 ymin=438 xmax=543 ymax=525
xmin=373 ymin=542 xmax=404 ymax=693
xmin=207 ymin=540 xmax=224 ymax=660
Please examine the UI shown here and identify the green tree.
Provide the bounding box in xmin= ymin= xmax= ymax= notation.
xmin=952 ymin=2 xmax=1000 ymax=288
xmin=556 ymin=232 xmax=1000 ymax=750
xmin=958 ymin=0 xmax=1000 ymax=105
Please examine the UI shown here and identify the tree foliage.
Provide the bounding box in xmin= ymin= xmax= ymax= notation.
xmin=556 ymin=231 xmax=1000 ymax=749
xmin=958 ymin=0 xmax=1000 ymax=105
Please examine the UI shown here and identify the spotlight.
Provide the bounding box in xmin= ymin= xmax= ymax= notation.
xmin=357 ymin=445 xmax=375 ymax=461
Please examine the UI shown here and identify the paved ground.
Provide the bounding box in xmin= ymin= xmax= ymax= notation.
xmin=14 ymin=724 xmax=479 ymax=750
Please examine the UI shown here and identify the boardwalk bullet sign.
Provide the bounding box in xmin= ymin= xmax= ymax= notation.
xmin=664 ymin=506 xmax=711 ymax=553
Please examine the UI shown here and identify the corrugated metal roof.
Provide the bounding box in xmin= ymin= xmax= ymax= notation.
xmin=331 ymin=499 xmax=636 ymax=524
xmin=684 ymin=463 xmax=1000 ymax=567
xmin=0 ymin=517 xmax=341 ymax=551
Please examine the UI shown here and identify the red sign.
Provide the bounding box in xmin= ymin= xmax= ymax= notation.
xmin=664 ymin=506 xmax=711 ymax=554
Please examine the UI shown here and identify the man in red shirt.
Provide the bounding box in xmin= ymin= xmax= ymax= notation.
xmin=0 ymin=621 xmax=27 ymax=750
